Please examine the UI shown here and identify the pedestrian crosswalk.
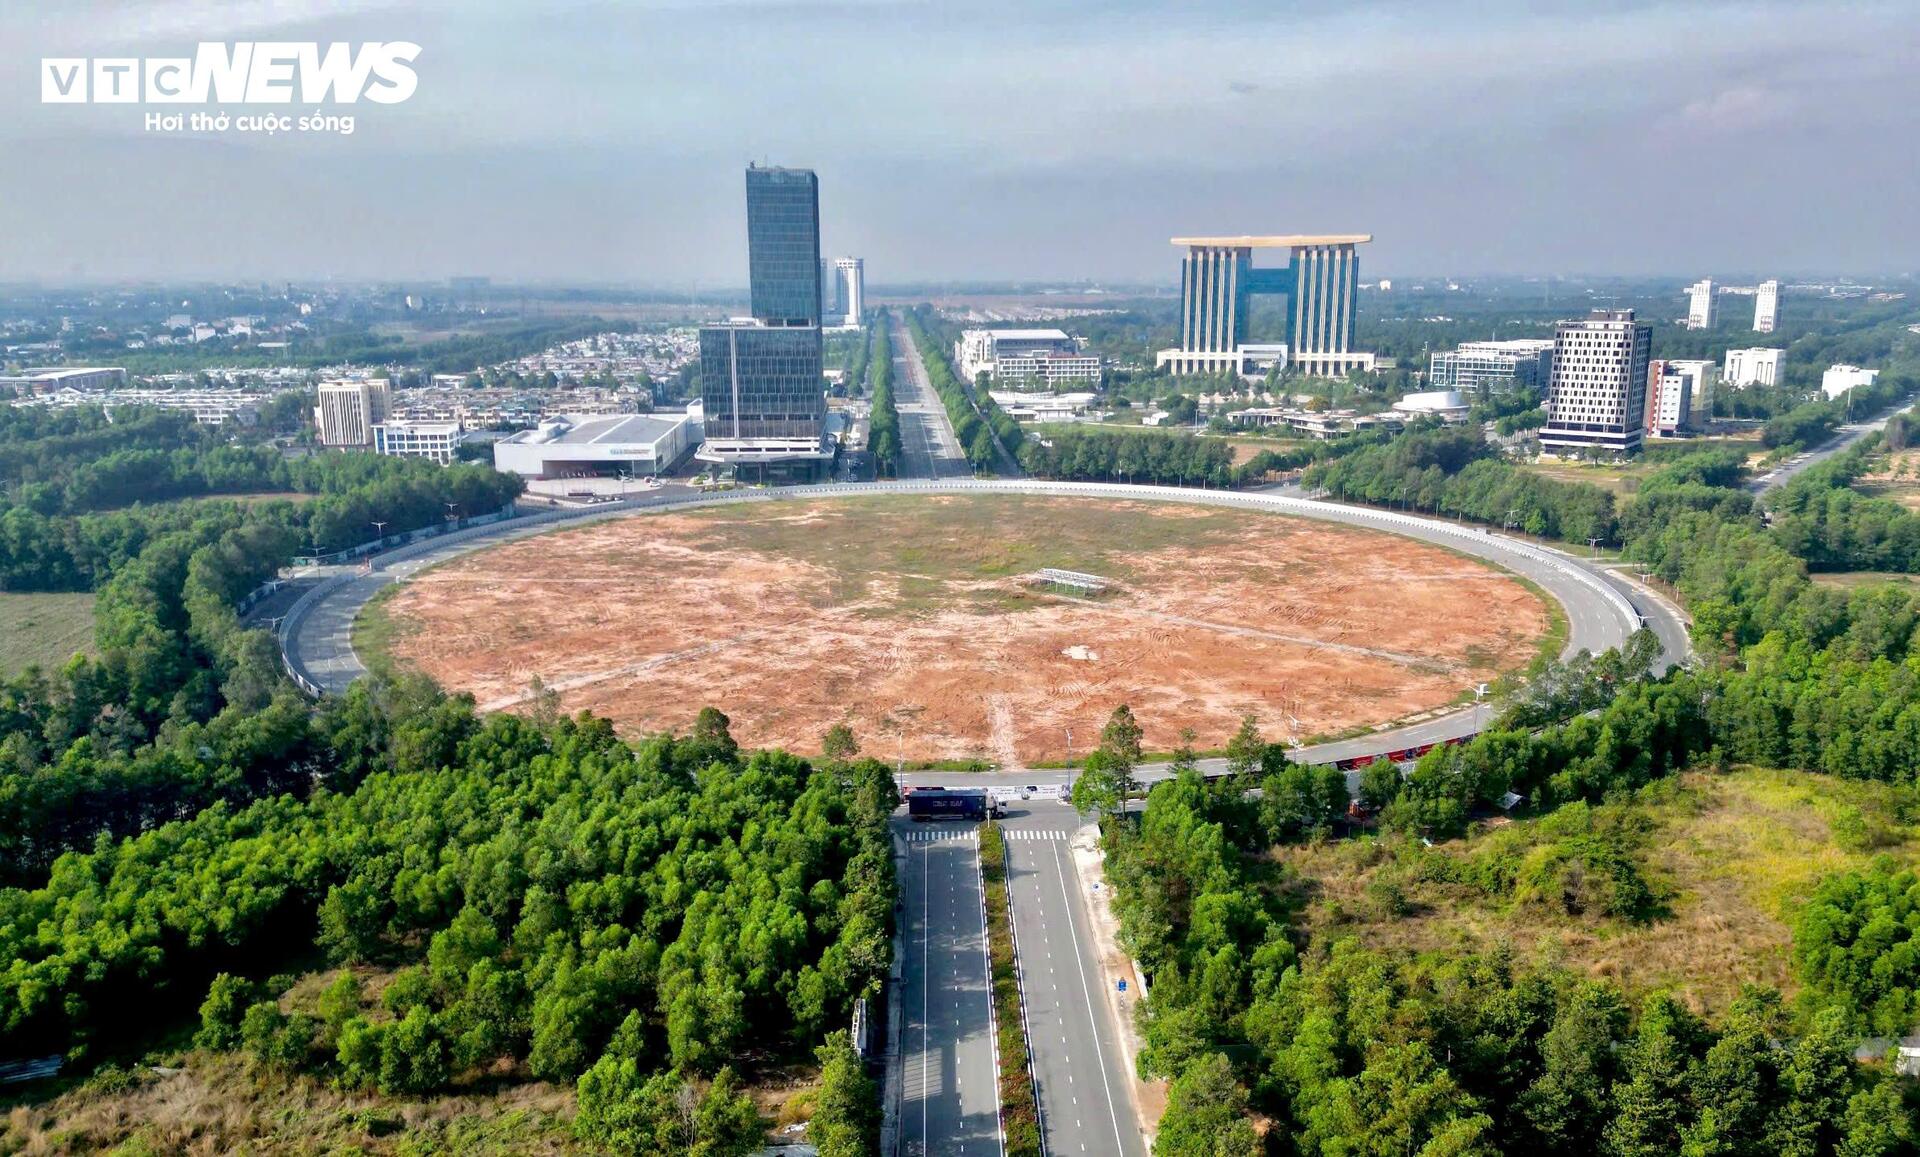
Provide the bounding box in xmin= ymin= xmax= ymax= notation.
xmin=901 ymin=828 xmax=1071 ymax=842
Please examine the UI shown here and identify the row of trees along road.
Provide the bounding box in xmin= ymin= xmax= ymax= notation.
xmin=902 ymin=306 xmax=1024 ymax=471
xmin=863 ymin=312 xmax=900 ymax=476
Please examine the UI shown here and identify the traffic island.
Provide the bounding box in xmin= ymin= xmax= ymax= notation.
xmin=979 ymin=820 xmax=1042 ymax=1156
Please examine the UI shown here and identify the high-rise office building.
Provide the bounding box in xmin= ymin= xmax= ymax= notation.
xmin=1540 ymin=309 xmax=1651 ymax=457
xmin=314 ymin=378 xmax=392 ymax=447
xmin=1155 ymin=234 xmax=1376 ymax=379
xmin=697 ymin=165 xmax=831 ymax=478
xmin=821 ymin=259 xmax=840 ymax=317
xmin=1754 ymin=279 xmax=1779 ymax=333
xmin=746 ymin=166 xmax=822 ymax=326
xmin=1685 ymin=279 xmax=1716 ymax=329
xmin=831 ymin=257 xmax=865 ymax=328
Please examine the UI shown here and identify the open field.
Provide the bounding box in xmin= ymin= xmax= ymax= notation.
xmin=1275 ymin=767 xmax=1920 ymax=1015
xmin=1810 ymin=571 xmax=1920 ymax=590
xmin=0 ymin=592 xmax=96 ymax=676
xmin=372 ymin=494 xmax=1550 ymax=765
xmin=1517 ymin=460 xmax=1652 ymax=495
xmin=1854 ymin=448 xmax=1920 ymax=509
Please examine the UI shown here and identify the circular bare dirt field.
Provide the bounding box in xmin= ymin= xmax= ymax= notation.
xmin=366 ymin=494 xmax=1552 ymax=764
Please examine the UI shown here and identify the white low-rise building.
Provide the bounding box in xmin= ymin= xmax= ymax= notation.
xmin=0 ymin=366 xmax=128 ymax=395
xmin=1723 ymin=347 xmax=1783 ymax=388
xmin=1822 ymin=364 xmax=1880 ymax=399
xmin=373 ymin=420 xmax=463 ymax=465
xmin=986 ymin=390 xmax=1099 ymax=421
xmin=492 ymin=412 xmax=694 ymax=479
xmin=956 ymin=329 xmax=1101 ymax=386
xmin=1391 ymin=389 xmax=1470 ymax=422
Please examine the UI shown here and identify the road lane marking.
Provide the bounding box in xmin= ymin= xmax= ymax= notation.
xmin=1052 ymin=838 xmax=1130 ymax=1156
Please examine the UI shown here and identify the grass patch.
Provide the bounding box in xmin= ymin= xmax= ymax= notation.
xmin=0 ymin=591 xmax=96 ymax=677
xmin=979 ymin=820 xmax=1042 ymax=1156
xmin=1809 ymin=571 xmax=1920 ymax=590
xmin=351 ymin=582 xmax=419 ymax=683
xmin=1516 ymin=460 xmax=1653 ymax=496
xmin=677 ymin=495 xmax=1259 ymax=592
xmin=1274 ymin=766 xmax=1920 ymax=1015
xmin=0 ymin=1049 xmax=577 ymax=1155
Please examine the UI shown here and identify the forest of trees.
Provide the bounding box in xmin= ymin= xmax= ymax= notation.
xmin=1090 ymin=366 xmax=1920 ymax=1153
xmin=0 ymin=407 xmax=522 ymax=590
xmin=1016 ymin=427 xmax=1242 ymax=487
xmin=0 ymin=401 xmax=889 ymax=1153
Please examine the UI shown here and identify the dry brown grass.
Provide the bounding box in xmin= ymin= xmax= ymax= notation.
xmin=0 ymin=1051 xmax=578 ymax=1155
xmin=1276 ymin=767 xmax=1920 ymax=1016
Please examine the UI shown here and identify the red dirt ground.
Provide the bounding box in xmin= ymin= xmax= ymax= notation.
xmin=377 ymin=496 xmax=1549 ymax=764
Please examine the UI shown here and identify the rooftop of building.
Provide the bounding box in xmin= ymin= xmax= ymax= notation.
xmin=971 ymin=328 xmax=1073 ymax=341
xmin=1170 ymin=234 xmax=1372 ymax=248
xmin=502 ymin=413 xmax=689 ymax=447
xmin=1450 ymin=339 xmax=1557 ymax=353
xmin=7 ymin=366 xmax=125 ymax=379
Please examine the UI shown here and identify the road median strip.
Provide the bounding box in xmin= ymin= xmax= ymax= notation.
xmin=980 ymin=820 xmax=1044 ymax=1155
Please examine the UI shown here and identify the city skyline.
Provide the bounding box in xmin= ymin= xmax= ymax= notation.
xmin=2 ymin=0 xmax=1917 ymax=284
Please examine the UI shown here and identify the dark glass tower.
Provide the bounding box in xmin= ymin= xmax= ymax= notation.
xmin=699 ymin=324 xmax=826 ymax=440
xmin=699 ymin=165 xmax=827 ymax=457
xmin=745 ymin=166 xmax=822 ymax=326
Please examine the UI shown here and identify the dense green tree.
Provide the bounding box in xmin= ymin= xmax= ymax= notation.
xmin=1155 ymin=1051 xmax=1262 ymax=1157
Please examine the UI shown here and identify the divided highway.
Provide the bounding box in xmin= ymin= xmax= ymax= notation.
xmin=998 ymin=808 xmax=1146 ymax=1157
xmin=896 ymin=821 xmax=1002 ymax=1157
xmin=890 ymin=314 xmax=971 ymax=480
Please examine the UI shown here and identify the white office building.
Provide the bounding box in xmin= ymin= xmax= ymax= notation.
xmin=1822 ymin=364 xmax=1880 ymax=399
xmin=314 ymin=378 xmax=392 ymax=447
xmin=1662 ymin=359 xmax=1718 ymax=426
xmin=826 ymin=257 xmax=865 ymax=329
xmin=1723 ymin=347 xmax=1784 ymax=388
xmin=1428 ymin=339 xmax=1555 ymax=395
xmin=1685 ymin=279 xmax=1716 ymax=329
xmin=1540 ymin=309 xmax=1651 ymax=457
xmin=1754 ymin=279 xmax=1780 ymax=333
xmin=1644 ymin=362 xmax=1693 ymax=436
xmin=492 ymin=413 xmax=694 ymax=478
xmin=955 ymin=329 xmax=1102 ymax=386
xmin=373 ymin=420 xmax=462 ymax=465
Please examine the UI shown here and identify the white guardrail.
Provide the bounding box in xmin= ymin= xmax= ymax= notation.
xmin=277 ymin=480 xmax=1650 ymax=698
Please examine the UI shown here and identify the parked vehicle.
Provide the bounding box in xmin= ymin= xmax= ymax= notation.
xmin=907 ymin=787 xmax=1001 ymax=821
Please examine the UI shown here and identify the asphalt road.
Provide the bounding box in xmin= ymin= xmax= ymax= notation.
xmin=1746 ymin=399 xmax=1917 ymax=497
xmin=896 ymin=819 xmax=1003 ymax=1157
xmin=996 ymin=806 xmax=1146 ymax=1157
xmin=890 ymin=315 xmax=971 ymax=480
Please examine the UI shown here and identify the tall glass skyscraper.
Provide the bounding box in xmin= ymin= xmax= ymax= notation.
xmin=745 ymin=166 xmax=822 ymax=326
xmin=698 ymin=165 xmax=829 ymax=475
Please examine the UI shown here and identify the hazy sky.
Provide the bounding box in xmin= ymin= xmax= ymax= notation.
xmin=3 ymin=0 xmax=1917 ymax=285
